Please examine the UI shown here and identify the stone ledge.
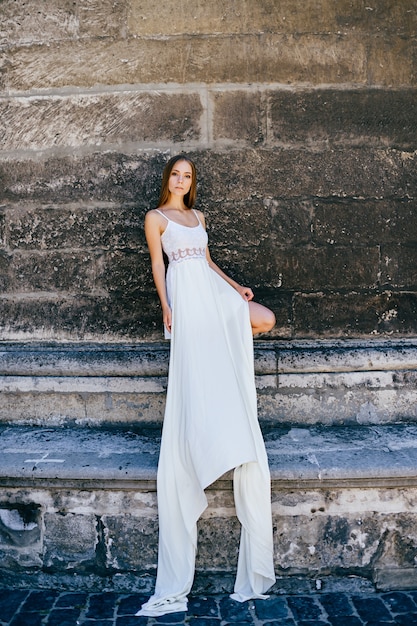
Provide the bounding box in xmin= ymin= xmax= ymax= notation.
xmin=1 ymin=340 xmax=417 ymax=426
xmin=1 ymin=338 xmax=417 ymax=375
xmin=2 ymin=423 xmax=417 ymax=591
xmin=1 ymin=423 xmax=417 ymax=491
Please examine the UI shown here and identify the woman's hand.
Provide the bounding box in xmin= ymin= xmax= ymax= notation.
xmin=163 ymin=305 xmax=172 ymax=334
xmin=236 ymin=285 xmax=254 ymax=301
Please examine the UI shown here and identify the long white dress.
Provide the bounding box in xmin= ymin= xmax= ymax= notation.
xmin=137 ymin=210 xmax=275 ymax=617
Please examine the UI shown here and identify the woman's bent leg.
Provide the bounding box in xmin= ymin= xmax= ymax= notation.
xmin=249 ymin=301 xmax=276 ymax=335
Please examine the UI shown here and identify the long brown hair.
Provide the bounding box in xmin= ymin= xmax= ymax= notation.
xmin=158 ymin=155 xmax=197 ymax=209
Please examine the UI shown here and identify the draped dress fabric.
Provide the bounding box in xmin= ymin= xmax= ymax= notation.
xmin=137 ymin=210 xmax=275 ymax=617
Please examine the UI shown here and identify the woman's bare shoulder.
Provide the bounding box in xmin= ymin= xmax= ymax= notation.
xmin=145 ymin=208 xmax=164 ymax=222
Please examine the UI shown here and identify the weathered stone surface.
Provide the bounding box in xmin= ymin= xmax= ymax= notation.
xmin=7 ymin=204 xmax=146 ymax=252
xmin=2 ymin=425 xmax=417 ymax=585
xmin=335 ymin=0 xmax=417 ymax=35
xmin=77 ymin=0 xmax=127 ymax=38
xmin=3 ymin=34 xmax=368 ymax=90
xmin=0 ymin=0 xmax=79 ymax=45
xmin=128 ymin=0 xmax=338 ymax=37
xmin=129 ymin=0 xmax=417 ymax=38
xmin=367 ymin=35 xmax=417 ymax=87
xmin=381 ymin=245 xmax=417 ymax=288
xmin=1 ymin=148 xmax=414 ymax=206
xmin=100 ymin=515 xmax=158 ymax=571
xmin=269 ymin=90 xmax=417 ymax=149
xmin=0 ymin=505 xmax=40 ymax=547
xmin=0 ymin=340 xmax=416 ymax=426
xmin=43 ymin=513 xmax=97 ymax=572
xmin=293 ymin=292 xmax=417 ymax=337
xmin=10 ymin=251 xmax=100 ymax=293
xmin=313 ymin=200 xmax=417 ymax=246
xmin=0 ymin=152 xmax=163 ymax=204
xmin=212 ymin=91 xmax=264 ymax=145
xmin=221 ymin=246 xmax=380 ymax=291
xmin=198 ymin=149 xmax=415 ymax=202
xmin=0 ymin=343 xmax=170 ymax=377
xmin=0 ymin=295 xmax=160 ymax=341
xmin=0 ymin=92 xmax=203 ymax=152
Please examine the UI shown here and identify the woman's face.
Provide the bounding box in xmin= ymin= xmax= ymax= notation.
xmin=168 ymin=160 xmax=193 ymax=199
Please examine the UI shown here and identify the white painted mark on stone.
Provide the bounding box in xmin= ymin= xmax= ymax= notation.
xmin=24 ymin=452 xmax=65 ymax=466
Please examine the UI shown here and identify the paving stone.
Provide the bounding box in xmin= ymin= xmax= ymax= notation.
xmin=86 ymin=593 xmax=118 ymax=619
xmin=287 ymin=596 xmax=324 ymax=621
xmin=219 ymin=597 xmax=253 ymax=622
xmin=156 ymin=612 xmax=187 ymax=624
xmin=188 ymin=596 xmax=219 ymax=617
xmin=319 ymin=593 xmax=356 ymax=617
xmin=46 ymin=608 xmax=82 ymax=625
xmin=117 ymin=595 xmax=147 ymax=615
xmin=116 ymin=617 xmax=150 ymax=626
xmin=154 ymin=612 xmax=187 ymax=623
xmin=254 ymin=596 xmax=290 ymax=619
xmin=393 ymin=614 xmax=417 ymax=625
xmin=20 ymin=590 xmax=60 ymax=613
xmin=381 ymin=591 xmax=417 ymax=614
xmin=10 ymin=613 xmax=45 ymax=626
xmin=55 ymin=592 xmax=88 ymax=608
xmin=352 ymin=596 xmax=393 ymax=621
xmin=322 ymin=617 xmax=361 ymax=625
xmin=81 ymin=620 xmax=114 ymax=625
xmin=0 ymin=589 xmax=29 ymax=621
xmin=4 ymin=589 xmax=417 ymax=626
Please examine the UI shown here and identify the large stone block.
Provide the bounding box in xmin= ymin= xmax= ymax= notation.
xmin=0 ymin=152 xmax=164 ymax=205
xmin=335 ymin=0 xmax=417 ymax=35
xmin=312 ymin=199 xmax=417 ymax=247
xmin=381 ymin=245 xmax=417 ymax=288
xmin=0 ymin=294 xmax=160 ymax=341
xmin=218 ymin=245 xmax=379 ymax=291
xmin=3 ymin=33 xmax=367 ymax=90
xmin=128 ymin=0 xmax=338 ymax=37
xmin=212 ymin=91 xmax=264 ymax=146
xmin=0 ymin=91 xmax=202 ymax=152
xmin=293 ymin=292 xmax=417 ymax=337
xmin=367 ymin=35 xmax=416 ymax=87
xmin=43 ymin=513 xmax=97 ymax=572
xmin=77 ymin=0 xmax=127 ymax=38
xmin=197 ymin=149 xmax=414 ymax=202
xmin=9 ymin=251 xmax=100 ymax=294
xmin=273 ymin=487 xmax=417 ymax=579
xmin=6 ymin=203 xmax=146 ymax=252
xmin=1 ymin=148 xmax=413 ymax=206
xmin=269 ymin=89 xmax=417 ymax=149
xmin=0 ymin=0 xmax=78 ymax=46
xmin=100 ymin=515 xmax=158 ymax=571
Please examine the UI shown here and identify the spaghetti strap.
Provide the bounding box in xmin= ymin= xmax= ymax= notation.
xmin=154 ymin=208 xmax=169 ymax=221
xmin=192 ymin=209 xmax=201 ymax=225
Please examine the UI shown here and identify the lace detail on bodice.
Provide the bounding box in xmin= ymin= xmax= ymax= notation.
xmin=168 ymin=247 xmax=206 ymax=264
xmin=156 ymin=209 xmax=208 ymax=266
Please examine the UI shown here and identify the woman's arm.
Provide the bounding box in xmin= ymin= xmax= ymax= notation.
xmin=198 ymin=211 xmax=254 ymax=302
xmin=144 ymin=211 xmax=172 ymax=333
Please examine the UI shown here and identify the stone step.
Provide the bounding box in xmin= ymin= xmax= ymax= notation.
xmin=1 ymin=422 xmax=417 ymax=593
xmin=1 ymin=339 xmax=417 ymax=426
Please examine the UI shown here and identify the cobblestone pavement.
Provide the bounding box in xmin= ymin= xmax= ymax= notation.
xmin=2 ymin=589 xmax=417 ymax=625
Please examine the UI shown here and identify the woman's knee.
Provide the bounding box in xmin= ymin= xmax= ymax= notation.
xmin=249 ymin=302 xmax=276 ymax=334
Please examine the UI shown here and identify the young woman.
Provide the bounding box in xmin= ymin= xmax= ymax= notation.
xmin=136 ymin=155 xmax=276 ymax=617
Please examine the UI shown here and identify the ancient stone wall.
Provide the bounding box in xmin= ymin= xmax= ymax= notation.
xmin=1 ymin=0 xmax=416 ymax=341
